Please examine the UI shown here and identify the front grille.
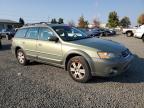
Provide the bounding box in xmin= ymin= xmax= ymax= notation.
xmin=121 ymin=49 xmax=130 ymax=58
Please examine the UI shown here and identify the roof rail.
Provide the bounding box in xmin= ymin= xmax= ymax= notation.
xmin=23 ymin=22 xmax=51 ymax=27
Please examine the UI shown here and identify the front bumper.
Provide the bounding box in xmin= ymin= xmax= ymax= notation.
xmin=91 ymin=54 xmax=133 ymax=77
xmin=134 ymin=32 xmax=143 ymax=38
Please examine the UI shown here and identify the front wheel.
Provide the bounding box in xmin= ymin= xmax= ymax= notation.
xmin=126 ymin=31 xmax=133 ymax=37
xmin=67 ymin=56 xmax=92 ymax=83
xmin=142 ymin=36 xmax=144 ymax=42
xmin=16 ymin=49 xmax=28 ymax=65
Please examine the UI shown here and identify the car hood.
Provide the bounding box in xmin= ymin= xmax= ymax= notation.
xmin=71 ymin=38 xmax=126 ymax=53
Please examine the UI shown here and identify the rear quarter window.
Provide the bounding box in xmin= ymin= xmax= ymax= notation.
xmin=15 ymin=28 xmax=28 ymax=38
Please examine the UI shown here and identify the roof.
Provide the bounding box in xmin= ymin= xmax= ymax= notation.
xmin=21 ymin=23 xmax=68 ymax=29
xmin=0 ymin=19 xmax=19 ymax=24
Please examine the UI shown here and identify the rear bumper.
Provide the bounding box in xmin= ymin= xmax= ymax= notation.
xmin=91 ymin=54 xmax=133 ymax=77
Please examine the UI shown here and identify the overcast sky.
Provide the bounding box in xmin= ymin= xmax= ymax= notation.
xmin=0 ymin=0 xmax=143 ymax=26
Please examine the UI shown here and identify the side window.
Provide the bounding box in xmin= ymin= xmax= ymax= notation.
xmin=26 ymin=28 xmax=38 ymax=40
xmin=39 ymin=28 xmax=54 ymax=41
xmin=15 ymin=29 xmax=28 ymax=38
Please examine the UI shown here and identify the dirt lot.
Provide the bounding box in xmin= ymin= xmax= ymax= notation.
xmin=0 ymin=35 xmax=144 ymax=108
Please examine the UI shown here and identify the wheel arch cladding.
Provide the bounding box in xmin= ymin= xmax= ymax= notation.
xmin=15 ymin=47 xmax=22 ymax=56
xmin=64 ymin=50 xmax=95 ymax=74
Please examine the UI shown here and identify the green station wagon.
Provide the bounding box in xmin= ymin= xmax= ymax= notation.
xmin=11 ymin=23 xmax=133 ymax=82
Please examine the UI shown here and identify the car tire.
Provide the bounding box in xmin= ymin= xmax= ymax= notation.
xmin=142 ymin=35 xmax=144 ymax=42
xmin=126 ymin=31 xmax=133 ymax=37
xmin=67 ymin=56 xmax=92 ymax=83
xmin=100 ymin=33 xmax=103 ymax=37
xmin=16 ymin=49 xmax=28 ymax=65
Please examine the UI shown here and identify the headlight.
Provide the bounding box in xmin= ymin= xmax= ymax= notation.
xmin=97 ymin=52 xmax=116 ymax=59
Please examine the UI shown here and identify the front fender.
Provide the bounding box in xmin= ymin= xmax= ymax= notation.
xmin=63 ymin=49 xmax=95 ymax=75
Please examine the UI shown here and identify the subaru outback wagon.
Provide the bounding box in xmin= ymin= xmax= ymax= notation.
xmin=12 ymin=23 xmax=133 ymax=83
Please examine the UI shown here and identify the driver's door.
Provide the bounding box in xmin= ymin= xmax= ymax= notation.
xmin=37 ymin=27 xmax=63 ymax=65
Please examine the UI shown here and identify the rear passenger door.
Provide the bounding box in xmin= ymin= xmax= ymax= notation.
xmin=23 ymin=27 xmax=38 ymax=58
xmin=37 ymin=27 xmax=63 ymax=65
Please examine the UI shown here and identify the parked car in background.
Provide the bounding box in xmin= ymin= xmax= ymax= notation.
xmin=87 ymin=29 xmax=101 ymax=37
xmin=91 ymin=28 xmax=116 ymax=36
xmin=122 ymin=27 xmax=137 ymax=37
xmin=0 ymin=28 xmax=16 ymax=40
xmin=114 ymin=27 xmax=121 ymax=31
xmin=77 ymin=28 xmax=116 ymax=37
xmin=12 ymin=23 xmax=133 ymax=83
xmin=89 ymin=28 xmax=105 ymax=36
xmin=78 ymin=28 xmax=100 ymax=38
xmin=77 ymin=28 xmax=89 ymax=34
xmin=134 ymin=25 xmax=144 ymax=42
xmin=101 ymin=28 xmax=116 ymax=36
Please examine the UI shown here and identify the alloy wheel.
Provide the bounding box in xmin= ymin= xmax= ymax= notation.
xmin=70 ymin=61 xmax=85 ymax=79
xmin=17 ymin=51 xmax=25 ymax=64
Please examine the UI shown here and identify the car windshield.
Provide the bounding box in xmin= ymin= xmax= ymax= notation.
xmin=52 ymin=26 xmax=90 ymax=41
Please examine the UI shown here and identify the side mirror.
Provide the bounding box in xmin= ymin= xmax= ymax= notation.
xmin=48 ymin=36 xmax=59 ymax=42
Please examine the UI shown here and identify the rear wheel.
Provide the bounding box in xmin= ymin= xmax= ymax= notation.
xmin=16 ymin=49 xmax=28 ymax=65
xmin=67 ymin=56 xmax=91 ymax=83
xmin=126 ymin=31 xmax=133 ymax=37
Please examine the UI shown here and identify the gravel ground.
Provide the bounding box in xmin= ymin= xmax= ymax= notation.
xmin=0 ymin=35 xmax=144 ymax=108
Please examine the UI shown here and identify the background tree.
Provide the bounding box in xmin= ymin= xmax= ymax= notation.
xmin=93 ymin=18 xmax=100 ymax=28
xmin=84 ymin=20 xmax=89 ymax=28
xmin=107 ymin=11 xmax=119 ymax=28
xmin=51 ymin=19 xmax=54 ymax=23
xmin=120 ymin=16 xmax=131 ymax=28
xmin=58 ymin=18 xmax=64 ymax=24
xmin=137 ymin=16 xmax=141 ymax=25
xmin=137 ymin=13 xmax=144 ymax=25
xmin=78 ymin=16 xmax=86 ymax=28
xmin=51 ymin=18 xmax=57 ymax=24
xmin=68 ymin=20 xmax=75 ymax=27
xmin=19 ymin=17 xmax=25 ymax=26
xmin=78 ymin=15 xmax=88 ymax=28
